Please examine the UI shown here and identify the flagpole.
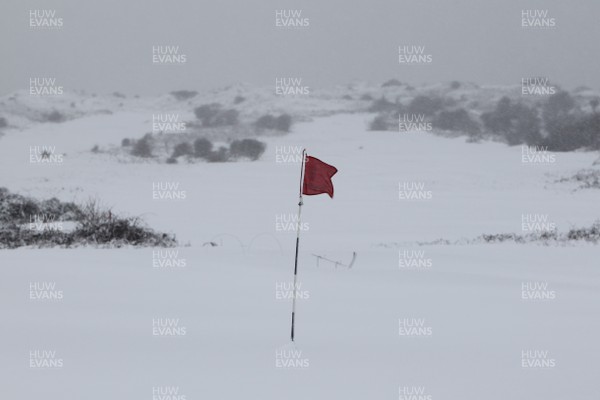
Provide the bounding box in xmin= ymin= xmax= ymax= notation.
xmin=291 ymin=149 xmax=306 ymax=341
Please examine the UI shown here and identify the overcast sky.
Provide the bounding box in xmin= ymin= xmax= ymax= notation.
xmin=1 ymin=0 xmax=599 ymax=96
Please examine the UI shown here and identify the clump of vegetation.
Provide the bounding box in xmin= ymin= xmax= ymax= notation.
xmin=556 ymin=169 xmax=600 ymax=190
xmin=206 ymin=146 xmax=229 ymax=163
xmin=433 ymin=109 xmax=480 ymax=135
xmin=194 ymin=138 xmax=213 ymax=158
xmin=171 ymin=90 xmax=198 ymax=101
xmin=381 ymin=79 xmax=402 ymax=87
xmin=172 ymin=142 xmax=193 ymax=158
xmin=229 ymin=139 xmax=266 ymax=161
xmin=0 ymin=117 xmax=7 ymax=128
xmin=233 ymin=95 xmax=246 ymax=104
xmin=131 ymin=133 xmax=154 ymax=158
xmin=194 ymin=103 xmax=239 ymax=127
xmin=254 ymin=114 xmax=292 ymax=132
xmin=472 ymin=91 xmax=600 ymax=150
xmin=125 ymin=132 xmax=267 ymax=163
xmin=481 ymin=97 xmax=542 ymax=145
xmin=0 ymin=188 xmax=79 ymax=225
xmin=407 ymin=95 xmax=445 ymax=116
xmin=369 ymin=114 xmax=394 ymax=131
xmin=540 ymin=91 xmax=600 ymax=151
xmin=450 ymin=81 xmax=461 ymax=90
xmin=167 ymin=137 xmax=266 ymax=163
xmin=368 ymin=96 xmax=398 ymax=113
xmin=44 ymin=110 xmax=65 ymax=123
xmin=72 ymin=199 xmax=175 ymax=247
xmin=419 ymin=221 xmax=600 ymax=246
xmin=0 ymin=189 xmax=176 ymax=249
xmin=367 ymin=94 xmax=454 ymax=132
xmin=473 ymin=222 xmax=600 ymax=245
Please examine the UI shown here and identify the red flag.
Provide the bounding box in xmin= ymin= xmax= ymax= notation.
xmin=302 ymin=156 xmax=338 ymax=198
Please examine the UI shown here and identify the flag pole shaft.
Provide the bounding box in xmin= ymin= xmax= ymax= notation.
xmin=291 ymin=149 xmax=306 ymax=341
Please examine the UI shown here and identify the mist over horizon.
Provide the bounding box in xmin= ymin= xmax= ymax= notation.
xmin=2 ymin=0 xmax=600 ymax=96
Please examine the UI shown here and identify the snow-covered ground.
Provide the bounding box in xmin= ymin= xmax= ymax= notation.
xmin=1 ymin=109 xmax=599 ymax=399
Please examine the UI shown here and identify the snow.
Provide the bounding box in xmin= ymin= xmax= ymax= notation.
xmin=1 ymin=101 xmax=599 ymax=398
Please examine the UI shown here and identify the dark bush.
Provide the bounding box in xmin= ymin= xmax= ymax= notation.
xmin=229 ymin=139 xmax=266 ymax=161
xmin=360 ymin=94 xmax=374 ymax=101
xmin=45 ymin=110 xmax=64 ymax=123
xmin=381 ymin=79 xmax=402 ymax=87
xmin=172 ymin=142 xmax=193 ymax=158
xmin=542 ymin=91 xmax=576 ymax=132
xmin=254 ymin=115 xmax=276 ymax=130
xmin=481 ymin=97 xmax=542 ymax=145
xmin=368 ymin=96 xmax=397 ymax=113
xmin=433 ymin=109 xmax=480 ymax=134
xmin=194 ymin=103 xmax=220 ymax=121
xmin=121 ymin=138 xmax=131 ymax=147
xmin=194 ymin=138 xmax=213 ymax=159
xmin=233 ymin=95 xmax=246 ymax=104
xmin=450 ymin=81 xmax=461 ymax=90
xmin=207 ymin=147 xmax=229 ymax=162
xmin=368 ymin=115 xmax=391 ymax=131
xmin=194 ymin=104 xmax=239 ymax=127
xmin=407 ymin=96 xmax=444 ymax=116
xmin=274 ymin=114 xmax=292 ymax=132
xmin=255 ymin=114 xmax=292 ymax=132
xmin=131 ymin=134 xmax=153 ymax=158
xmin=537 ymin=91 xmax=600 ymax=151
xmin=0 ymin=117 xmax=7 ymax=128
xmin=215 ymin=109 xmax=239 ymax=126
xmin=171 ymin=90 xmax=198 ymax=101
xmin=543 ymin=114 xmax=600 ymax=151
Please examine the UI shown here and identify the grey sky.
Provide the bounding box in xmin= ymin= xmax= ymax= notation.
xmin=1 ymin=0 xmax=599 ymax=95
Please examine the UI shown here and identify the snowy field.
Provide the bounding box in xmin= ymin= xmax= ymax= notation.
xmin=1 ymin=112 xmax=599 ymax=399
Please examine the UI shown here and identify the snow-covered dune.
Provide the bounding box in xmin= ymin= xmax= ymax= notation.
xmin=1 ymin=109 xmax=599 ymax=399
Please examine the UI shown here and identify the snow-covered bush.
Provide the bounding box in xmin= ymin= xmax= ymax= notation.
xmin=557 ymin=169 xmax=600 ymax=190
xmin=0 ymin=189 xmax=176 ymax=249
